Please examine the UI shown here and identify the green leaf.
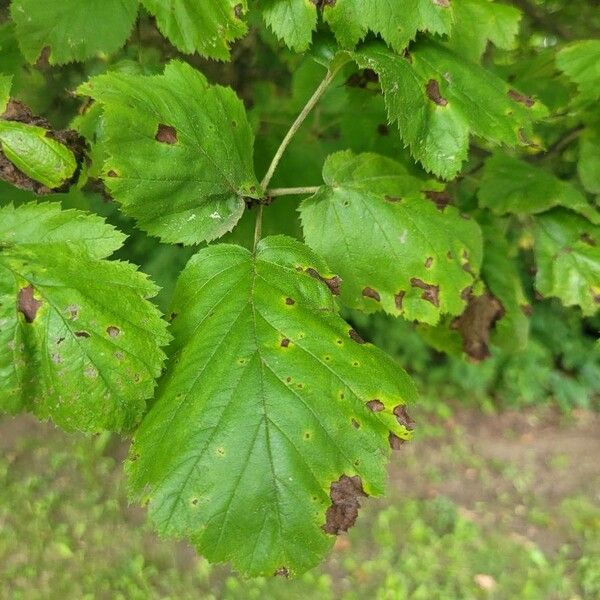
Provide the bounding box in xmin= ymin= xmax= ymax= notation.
xmin=0 ymin=74 xmax=11 ymax=112
xmin=128 ymin=236 xmax=417 ymax=576
xmin=0 ymin=202 xmax=170 ymax=431
xmin=141 ymin=0 xmax=248 ymax=60
xmin=261 ymin=0 xmax=317 ymax=52
xmin=354 ymin=40 xmax=546 ymax=179
xmin=10 ymin=0 xmax=138 ymax=64
xmin=481 ymin=221 xmax=530 ymax=352
xmin=479 ymin=153 xmax=599 ymax=224
xmin=299 ymin=151 xmax=483 ymax=324
xmin=578 ymin=122 xmax=600 ymax=194
xmin=0 ymin=121 xmax=77 ymax=189
xmin=78 ymin=61 xmax=260 ymax=245
xmin=557 ymin=40 xmax=600 ymax=101
xmin=324 ymin=0 xmax=453 ymax=54
xmin=534 ymin=208 xmax=600 ymax=316
xmin=448 ymin=0 xmax=521 ymax=61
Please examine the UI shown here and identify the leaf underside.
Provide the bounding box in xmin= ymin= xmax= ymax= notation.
xmin=128 ymin=236 xmax=417 ymax=576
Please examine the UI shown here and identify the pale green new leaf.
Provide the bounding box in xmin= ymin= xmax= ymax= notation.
xmin=128 ymin=236 xmax=417 ymax=576
xmin=10 ymin=0 xmax=138 ymax=64
xmin=0 ymin=203 xmax=170 ymax=431
xmin=141 ymin=0 xmax=248 ymax=60
xmin=354 ymin=41 xmax=546 ymax=179
xmin=78 ymin=61 xmax=260 ymax=245
xmin=578 ymin=123 xmax=600 ymax=194
xmin=479 ymin=153 xmax=599 ymax=224
xmin=0 ymin=121 xmax=77 ymax=189
xmin=449 ymin=0 xmax=521 ymax=61
xmin=534 ymin=208 xmax=600 ymax=316
xmin=262 ymin=0 xmax=317 ymax=52
xmin=557 ymin=40 xmax=600 ymax=100
xmin=324 ymin=0 xmax=453 ymax=54
xmin=299 ymin=151 xmax=483 ymax=324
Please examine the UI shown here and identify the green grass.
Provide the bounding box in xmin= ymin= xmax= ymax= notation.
xmin=1 ymin=407 xmax=598 ymax=599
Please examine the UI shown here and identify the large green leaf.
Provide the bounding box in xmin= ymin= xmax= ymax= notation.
xmin=354 ymin=40 xmax=546 ymax=179
xmin=557 ymin=40 xmax=600 ymax=101
xmin=128 ymin=236 xmax=417 ymax=576
xmin=448 ymin=0 xmax=521 ymax=61
xmin=479 ymin=153 xmax=599 ymax=224
xmin=534 ymin=208 xmax=600 ymax=316
xmin=141 ymin=0 xmax=248 ymax=60
xmin=10 ymin=0 xmax=138 ymax=64
xmin=324 ymin=0 xmax=453 ymax=54
xmin=0 ymin=121 xmax=77 ymax=189
xmin=0 ymin=203 xmax=170 ymax=431
xmin=578 ymin=121 xmax=600 ymax=194
xmin=78 ymin=61 xmax=260 ymax=245
xmin=261 ymin=0 xmax=317 ymax=52
xmin=299 ymin=151 xmax=483 ymax=324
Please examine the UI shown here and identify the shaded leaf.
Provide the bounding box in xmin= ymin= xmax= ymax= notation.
xmin=0 ymin=203 xmax=170 ymax=431
xmin=128 ymin=236 xmax=416 ymax=576
xmin=78 ymin=61 xmax=260 ymax=245
xmin=299 ymin=151 xmax=483 ymax=324
xmin=557 ymin=39 xmax=600 ymax=101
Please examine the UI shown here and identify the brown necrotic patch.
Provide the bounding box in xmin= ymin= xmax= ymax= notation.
xmin=393 ymin=405 xmax=415 ymax=430
xmin=410 ymin=278 xmax=440 ymax=307
xmin=18 ymin=285 xmax=42 ymax=323
xmin=74 ymin=331 xmax=90 ymax=338
xmin=425 ymin=190 xmax=452 ymax=210
xmin=362 ymin=287 xmax=381 ymax=301
xmin=394 ymin=291 xmax=405 ymax=311
xmin=424 ymin=257 xmax=433 ymax=269
xmin=306 ymin=268 xmax=341 ymax=295
xmin=389 ymin=433 xmax=406 ymax=450
xmin=348 ymin=329 xmax=366 ymax=344
xmin=507 ymin=89 xmax=535 ymax=107
xmin=155 ymin=124 xmax=178 ymax=144
xmin=106 ymin=326 xmax=121 ymax=338
xmin=280 ymin=338 xmax=290 ymax=348
xmin=425 ymin=79 xmax=448 ymax=106
xmin=234 ymin=3 xmax=243 ymax=18
xmin=285 ymin=297 xmax=295 ymax=305
xmin=433 ymin=0 xmax=451 ymax=6
xmin=366 ymin=399 xmax=385 ymax=412
xmin=323 ymin=475 xmax=367 ymax=535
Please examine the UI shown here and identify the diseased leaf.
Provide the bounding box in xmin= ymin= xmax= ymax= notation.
xmin=324 ymin=0 xmax=453 ymax=54
xmin=449 ymin=0 xmax=521 ymax=61
xmin=78 ymin=61 xmax=260 ymax=245
xmin=299 ymin=151 xmax=483 ymax=324
xmin=557 ymin=39 xmax=600 ymax=100
xmin=141 ymin=0 xmax=248 ymax=60
xmin=0 ymin=203 xmax=170 ymax=431
xmin=10 ymin=0 xmax=138 ymax=64
xmin=479 ymin=153 xmax=599 ymax=224
xmin=534 ymin=208 xmax=600 ymax=316
xmin=128 ymin=236 xmax=417 ymax=576
xmin=0 ymin=120 xmax=77 ymax=189
xmin=262 ymin=0 xmax=317 ymax=52
xmin=481 ymin=221 xmax=530 ymax=352
xmin=354 ymin=40 xmax=546 ymax=179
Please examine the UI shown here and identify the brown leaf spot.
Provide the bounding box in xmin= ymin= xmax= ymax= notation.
xmin=274 ymin=566 xmax=290 ymax=578
xmin=581 ymin=232 xmax=596 ymax=246
xmin=155 ymin=124 xmax=178 ymax=144
xmin=366 ymin=399 xmax=385 ymax=412
xmin=394 ymin=291 xmax=405 ymax=311
xmin=385 ymin=195 xmax=402 ymax=203
xmin=425 ymin=190 xmax=452 ymax=210
xmin=433 ymin=0 xmax=451 ymax=6
xmin=425 ymin=79 xmax=448 ymax=106
xmin=362 ymin=287 xmax=381 ymax=302
xmin=424 ymin=257 xmax=433 ymax=269
xmin=281 ymin=338 xmax=290 ymax=348
xmin=451 ymin=291 xmax=505 ymax=361
xmin=507 ymin=89 xmax=535 ymax=107
xmin=285 ymin=297 xmax=295 ymax=305
xmin=348 ymin=329 xmax=366 ymax=344
xmin=18 ymin=285 xmax=42 ymax=323
xmin=323 ymin=475 xmax=367 ymax=535
xmin=410 ymin=278 xmax=440 ymax=307
xmin=306 ymin=268 xmax=341 ymax=295
xmin=234 ymin=3 xmax=243 ymax=18
xmin=351 ymin=418 xmax=360 ymax=429
xmin=106 ymin=326 xmax=121 ymax=338
xmin=106 ymin=170 xmax=118 ymax=178
xmin=393 ymin=405 xmax=415 ymax=430
xmin=75 ymin=331 xmax=90 ymax=338
xmin=389 ymin=433 xmax=406 ymax=450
